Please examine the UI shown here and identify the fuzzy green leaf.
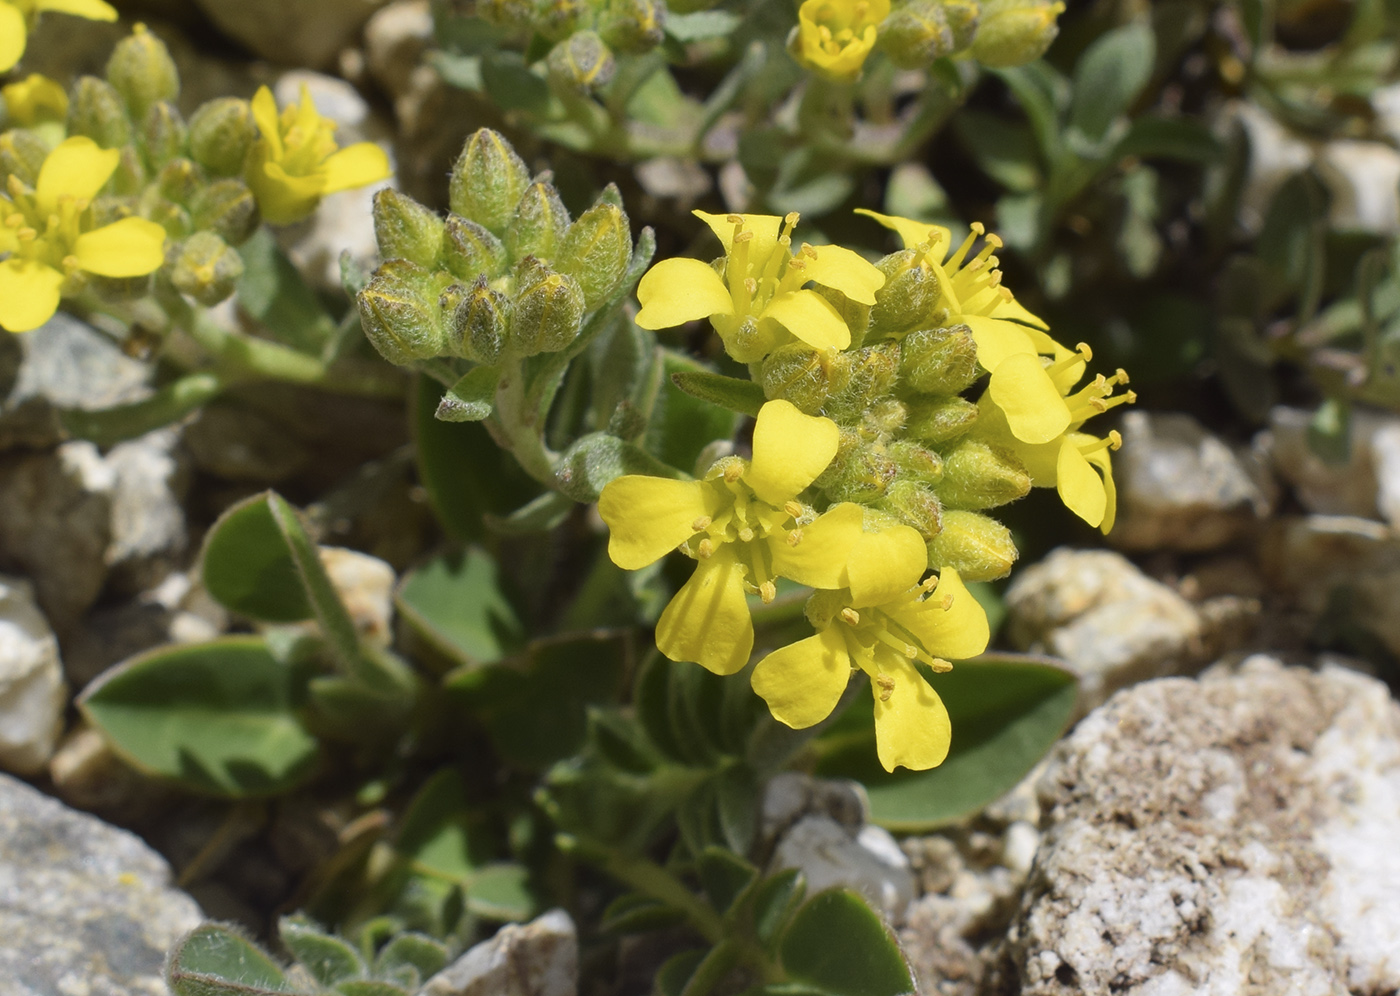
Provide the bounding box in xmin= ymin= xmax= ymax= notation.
xmin=396 ymin=547 xmax=524 ymax=667
xmin=200 ymin=493 xmax=312 ymax=623
xmin=166 ymin=924 xmax=289 ymax=996
xmin=779 ymin=890 xmax=912 ymax=996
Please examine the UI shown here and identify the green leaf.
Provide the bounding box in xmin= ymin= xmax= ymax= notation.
xmin=78 ymin=637 xmax=319 ymax=797
xmin=779 ymin=890 xmax=912 ymax=996
xmin=436 ymin=366 xmax=500 ymax=422
xmin=396 ymin=547 xmax=524 ymax=667
xmin=1067 ymin=23 xmax=1156 ymax=143
xmin=373 ymin=934 xmax=449 ymax=984
xmin=279 ymin=917 xmax=363 ymax=987
xmin=555 ymin=431 xmax=684 ymax=503
xmin=698 ymin=846 xmax=758 ymax=917
xmin=953 ymin=111 xmax=1042 ymax=193
xmin=335 ymin=982 xmax=407 ymax=996
xmin=751 ymin=869 xmax=806 ymax=949
xmin=601 ymin=892 xmax=686 ymax=935
xmin=466 ymin=862 xmax=537 ymax=921
xmin=480 ymin=51 xmax=553 ymax=115
xmin=814 ymin=656 xmax=1077 ymax=831
xmin=236 ymin=227 xmax=336 ymax=355
xmin=167 ymin=924 xmax=289 ymax=996
xmin=1307 ymin=397 xmax=1352 ymax=465
xmin=665 ymin=9 xmax=741 ymax=41
xmin=648 ymin=352 xmax=745 ymax=473
xmin=668 ymin=369 xmax=765 ymax=418
xmin=1115 ymin=116 xmax=1223 ymax=164
xmin=200 ymin=492 xmax=312 ymax=623
xmin=657 ymin=950 xmax=708 ymax=996
xmin=396 ymin=769 xmax=493 ymax=880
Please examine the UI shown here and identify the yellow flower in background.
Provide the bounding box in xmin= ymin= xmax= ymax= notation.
xmin=634 ymin=210 xmax=885 ymax=363
xmin=0 ymin=0 xmax=117 ymax=73
xmin=2 ymin=73 xmax=67 ymax=128
xmin=245 ymin=85 xmax=392 ymax=226
xmin=751 ymin=528 xmax=989 ymax=772
xmin=0 ymin=136 xmax=166 ymax=333
xmin=791 ymin=0 xmax=891 ymax=81
xmin=598 ymin=400 xmax=874 ymax=676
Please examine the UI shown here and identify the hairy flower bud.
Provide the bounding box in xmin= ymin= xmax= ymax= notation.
xmin=814 ymin=284 xmax=872 ymax=350
xmin=449 ymin=129 xmax=531 ymax=237
xmin=944 ymin=0 xmax=980 ymax=48
xmin=556 ymin=196 xmax=632 ymax=307
xmin=926 ymin=509 xmax=1018 ymax=581
xmin=511 ymin=260 xmax=586 ymax=356
xmin=0 ymin=129 xmax=48 ymax=187
xmin=373 ymin=188 xmax=444 ymax=268
xmin=546 ymin=32 xmax=618 ymax=92
xmin=477 ymin=0 xmax=534 ymax=29
xmin=357 ymin=259 xmax=449 ymax=364
xmin=442 ymin=214 xmax=509 ymax=282
xmin=970 ymin=0 xmax=1064 ymax=68
xmin=869 ymin=249 xmax=949 ymax=338
xmin=601 ymin=0 xmax=666 ymax=52
xmin=188 ymin=97 xmax=258 ymax=176
xmin=905 ymin=395 xmax=979 ymax=444
xmin=507 ymin=177 xmax=570 ymax=262
xmin=450 ymin=276 xmax=511 ymax=364
xmin=879 ymin=0 xmax=955 ymax=69
xmin=761 ymin=343 xmax=849 ymax=415
xmin=823 ymin=341 xmax=901 ymax=424
xmin=190 ymin=178 xmax=259 ymax=244
xmin=816 ymin=434 xmax=898 ymax=502
xmin=169 ymin=231 xmax=244 ymax=305
xmin=157 ymin=157 xmax=199 ymax=202
xmin=938 ymin=439 xmax=1030 ymax=509
xmin=140 ymin=101 xmax=186 ymax=170
xmin=878 ymin=478 xmax=944 ymax=539
xmin=106 ymin=24 xmax=180 ymax=122
xmin=899 ymin=324 xmax=981 ymax=396
xmin=68 ymin=76 xmax=131 ymax=149
xmin=889 ymin=439 xmax=944 ymax=484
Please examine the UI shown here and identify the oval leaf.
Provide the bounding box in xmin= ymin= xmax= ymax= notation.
xmin=396 ymin=547 xmax=524 ymax=666
xmin=780 ymin=889 xmax=913 ymax=996
xmin=166 ymin=924 xmax=286 ymax=996
xmin=201 ymin=492 xmax=312 ymax=622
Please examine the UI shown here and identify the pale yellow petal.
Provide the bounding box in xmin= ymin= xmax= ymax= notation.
xmin=752 ymin=627 xmax=851 ymax=729
xmin=322 ymin=142 xmax=392 ymax=194
xmin=655 ymin=548 xmax=754 ymax=675
xmin=962 ymin=314 xmax=1036 ymax=371
xmin=0 ymin=3 xmax=25 ymax=73
xmin=987 ymin=352 xmax=1072 ymax=445
xmin=802 ymin=243 xmax=884 ymax=305
xmin=34 ymin=136 xmax=120 ymax=214
xmin=251 ymin=158 xmax=324 ymax=225
xmin=745 ymin=399 xmax=840 ymax=505
xmin=873 ymin=657 xmax=951 ymax=772
xmin=1085 ymin=443 xmax=1117 ymax=535
xmin=761 ymin=288 xmax=850 ymax=352
xmin=250 ymin=86 xmax=283 ymax=161
xmin=855 ymin=208 xmax=950 ymax=252
xmin=35 ymin=0 xmax=117 ymax=19
xmin=846 ymin=525 xmax=928 ymax=607
xmin=1055 ymin=437 xmax=1106 ymax=528
xmin=888 ymin=566 xmax=989 ymax=661
xmin=769 ymin=501 xmax=865 ymax=590
xmin=0 ymin=258 xmax=64 ymax=333
xmin=598 ymin=476 xmax=714 ymax=570
xmin=990 ymin=294 xmax=1049 ymax=331
xmin=693 ymin=209 xmax=782 ymax=267
xmin=635 ymin=257 xmax=733 ymax=330
xmin=72 ymin=216 xmax=167 ymax=277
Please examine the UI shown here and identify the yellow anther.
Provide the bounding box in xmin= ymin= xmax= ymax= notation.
xmin=929 ymin=658 xmax=953 ymax=673
xmin=1116 ymin=368 xmax=1130 ymax=384
xmin=733 ymin=229 xmax=754 ymax=244
xmin=723 ymin=462 xmax=744 ymax=482
xmin=744 ymin=277 xmax=758 ymax=296
xmin=840 ymin=607 xmax=861 ymax=626
xmin=4 ymin=213 xmax=22 ymax=227
xmin=875 ymin=674 xmax=895 ymax=701
xmin=939 ymin=593 xmax=954 ymax=610
xmin=1108 ymin=429 xmax=1123 ymax=450
xmin=971 ymin=221 xmax=985 ymax=235
xmin=692 ymin=516 xmax=712 ymax=532
xmin=786 ymin=529 xmax=803 ymax=547
xmin=800 ymin=243 xmax=818 ymax=260
xmin=727 ymin=213 xmax=743 ymax=224
xmin=759 ymin=580 xmax=777 ymax=604
xmin=738 ymin=526 xmax=755 ymax=543
xmin=697 ymin=538 xmax=715 ymax=559
xmin=783 ymin=500 xmax=804 ymax=518
xmin=16 ymin=227 xmax=36 ymax=241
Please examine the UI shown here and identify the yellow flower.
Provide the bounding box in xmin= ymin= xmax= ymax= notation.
xmin=751 ymin=525 xmax=989 ymax=772
xmin=634 ymin=210 xmax=885 ymax=363
xmin=598 ymin=400 xmax=875 ymax=676
xmin=2 ymin=72 xmax=67 ymax=128
xmin=791 ymin=0 xmax=891 ymax=81
xmin=245 ymin=85 xmax=392 ymax=226
xmin=0 ymin=136 xmax=167 ymax=333
xmin=0 ymin=0 xmax=117 ymax=73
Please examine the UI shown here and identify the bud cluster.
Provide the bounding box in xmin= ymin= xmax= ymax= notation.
xmin=472 ymin=0 xmax=666 ymax=92
xmin=358 ymin=128 xmax=634 ymax=366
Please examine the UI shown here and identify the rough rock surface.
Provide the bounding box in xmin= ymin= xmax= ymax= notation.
xmin=0 ymin=772 xmax=203 ymax=995
xmin=106 ymin=428 xmax=190 ymax=595
xmin=193 ymin=0 xmax=388 ymax=68
xmin=319 ymin=546 xmax=396 ymax=646
xmin=991 ymin=657 xmax=1400 ymax=996
xmin=1260 ymin=405 xmax=1400 ymax=521
xmin=0 ymin=575 xmax=67 ymax=775
xmin=770 ymin=815 xmax=916 ymax=923
xmin=422 ymin=909 xmax=578 ymax=996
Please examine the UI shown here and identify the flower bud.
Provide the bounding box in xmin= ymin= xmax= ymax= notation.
xmin=556 ymin=196 xmax=632 ymax=307
xmin=507 ymin=177 xmax=570 ymax=262
xmin=106 ymin=24 xmax=180 ymax=122
xmin=547 ymin=32 xmax=618 ymax=92
xmin=970 ymin=0 xmax=1064 ymax=69
xmin=169 ymin=231 xmax=245 ymax=305
xmin=761 ymin=343 xmax=849 ymax=415
xmin=926 ymin=509 xmax=1018 ymax=581
xmin=449 ymin=129 xmax=531 ymax=237
xmin=477 ymin=0 xmax=534 ymax=29
xmin=889 ymin=439 xmax=943 ymax=484
xmin=511 ymin=260 xmax=586 ymax=356
xmin=944 ymin=0 xmax=980 ymax=48
xmin=537 ymin=0 xmax=590 ymax=40
xmin=822 ymin=341 xmax=901 ymax=424
xmin=2 ymin=74 xmax=68 ymax=129
xmin=450 ymin=276 xmax=511 ymax=364
xmin=879 ymin=0 xmax=955 ymax=69
xmin=600 ymin=0 xmax=666 ymax=52
xmin=68 ymin=76 xmax=132 ymax=149
xmin=904 ymin=396 xmax=978 ymax=444
xmin=0 ymin=130 xmax=48 ymax=187
xmin=187 ymin=97 xmax=258 ymax=177
xmin=190 ymin=178 xmax=259 ymax=244
xmin=157 ymin=157 xmax=199 ymax=202
xmin=816 ymin=434 xmax=898 ymax=502
xmin=442 ymin=214 xmax=509 ymax=282
xmin=937 ymin=439 xmax=1030 ymax=509
xmin=357 ymin=259 xmax=449 ymax=364
xmin=814 ymin=284 xmax=872 ymax=349
xmin=869 ymin=249 xmax=949 ymax=338
xmin=141 ymin=101 xmax=186 ymax=170
xmin=878 ymin=479 xmax=944 ymax=539
xmin=373 ymin=189 xmax=444 ymax=268
xmin=899 ymin=324 xmax=981 ymax=396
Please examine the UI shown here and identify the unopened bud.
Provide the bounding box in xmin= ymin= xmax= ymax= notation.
xmin=900 ymin=324 xmax=980 ymax=395
xmin=905 ymin=396 xmax=979 ymax=444
xmin=938 ymin=439 xmax=1030 ymax=509
xmin=157 ymin=157 xmax=199 ymax=202
xmin=0 ymin=130 xmax=48 ymax=187
xmin=450 ymin=276 xmax=511 ymax=364
xmin=600 ymin=0 xmax=666 ymax=52
xmin=511 ymin=260 xmax=586 ymax=356
xmin=815 ymin=284 xmax=872 ymax=349
xmin=815 ymin=434 xmax=897 ymax=502
xmin=822 ymin=341 xmax=901 ymax=424
xmin=140 ymin=101 xmax=186 ymax=170
xmin=971 ymin=0 xmax=1064 ymax=69
xmin=537 ymin=0 xmax=590 ymax=40
xmin=373 ymin=189 xmax=444 ymax=268
xmin=169 ymin=231 xmax=244 ymax=305
xmin=68 ymin=76 xmax=132 ymax=149
xmin=477 ymin=0 xmax=534 ymax=29
xmin=944 ymin=0 xmax=980 ymax=48
xmin=889 ymin=440 xmax=943 ymax=484
xmin=556 ymin=195 xmax=632 ymax=307
xmin=357 ymin=259 xmax=449 ymax=364
xmin=547 ymin=32 xmax=617 ymax=92
xmin=2 ymin=74 xmax=68 ymax=128
xmin=106 ymin=24 xmax=180 ymax=122
xmin=762 ymin=343 xmax=848 ymax=415
xmin=869 ymin=249 xmax=949 ymax=337
xmin=878 ymin=479 xmax=944 ymax=539
xmin=449 ymin=129 xmax=531 ymax=236
xmin=187 ymin=97 xmax=258 ymax=176
xmin=507 ymin=177 xmax=570 ymax=262
xmin=190 ymin=178 xmax=258 ymax=244
xmin=926 ymin=509 xmax=1018 ymax=581
xmin=879 ymin=0 xmax=955 ymax=69
xmin=443 ymin=213 xmax=509 ymax=281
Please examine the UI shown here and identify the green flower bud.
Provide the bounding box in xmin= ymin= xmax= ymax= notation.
xmin=889 ymin=439 xmax=943 ymax=484
xmin=190 ymin=178 xmax=259 ymax=244
xmin=815 ymin=285 xmax=872 ymax=350
xmin=106 ymin=24 xmax=180 ymax=122
xmin=816 ymin=433 xmax=897 ymax=502
xmin=187 ymin=97 xmax=258 ymax=177
xmin=547 ymin=32 xmax=618 ymax=92
xmin=600 ymin=0 xmax=666 ymax=52
xmin=536 ymin=0 xmax=590 ymax=39
xmin=477 ymin=0 xmax=535 ymax=29
xmin=944 ymin=0 xmax=980 ymax=49
xmin=68 ymin=77 xmax=132 ymax=149
xmin=938 ymin=439 xmax=1030 ymax=509
xmin=443 ymin=214 xmax=509 ymax=282
xmin=878 ymin=478 xmax=944 ymax=539
xmin=879 ymin=0 xmax=955 ymax=69
xmin=450 ymin=276 xmax=511 ymax=364
xmin=869 ymin=249 xmax=950 ymax=338
xmin=111 ymin=144 xmax=147 ymax=195
xmin=357 ymin=259 xmax=449 ymax=364
xmin=926 ymin=509 xmax=1018 ymax=581
xmin=556 ymin=195 xmax=632 ymax=307
xmin=169 ymin=231 xmax=245 ymax=306
xmin=511 ymin=259 xmax=586 ymax=356
xmin=141 ymin=101 xmax=186 ymax=170
xmin=904 ymin=395 xmax=979 ymax=444
xmin=449 ymin=129 xmax=531 ymax=237
xmin=0 ymin=130 xmax=48 ymax=187
xmin=971 ymin=0 xmax=1064 ymax=69
xmin=507 ymin=177 xmax=570 ymax=263
xmin=373 ymin=189 xmax=444 ymax=268
xmin=822 ymin=341 xmax=901 ymax=424
xmin=900 ymin=324 xmax=980 ymax=395
xmin=761 ymin=343 xmax=849 ymax=415
xmin=157 ymin=157 xmax=199 ymax=202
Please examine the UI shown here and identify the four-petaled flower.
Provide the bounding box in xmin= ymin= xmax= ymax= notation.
xmin=1 ymin=72 xmax=67 ymax=130
xmin=790 ymin=0 xmax=890 ymax=82
xmin=246 ymin=85 xmax=392 ymax=226
xmin=0 ymin=136 xmax=167 ymax=333
xmin=598 ymin=400 xmax=875 ymax=675
xmin=751 ymin=522 xmax=988 ymax=772
xmin=0 ymin=0 xmax=116 ymax=72
xmin=634 ymin=210 xmax=885 ymax=363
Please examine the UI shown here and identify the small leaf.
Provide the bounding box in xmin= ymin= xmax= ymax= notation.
xmin=1067 ymin=23 xmax=1156 ymax=143
xmin=555 ymin=431 xmax=684 ymax=503
xmin=395 ymin=769 xmax=493 ymax=882
xmin=649 ymin=352 xmax=745 ymax=473
xmin=713 ymin=762 xmax=759 ymax=855
xmin=698 ymin=846 xmax=758 ymax=917
xmin=751 ymin=869 xmax=806 ymax=949
xmin=668 ymin=369 xmax=765 ymax=418
xmin=466 ymin=862 xmax=537 ymax=921
xmin=665 ymin=9 xmax=742 ymax=41
xmin=436 ymin=366 xmax=500 ymax=422
xmin=656 ymin=950 xmax=708 ymax=996
xmin=779 ymin=889 xmax=913 ymax=996
xmin=236 ymin=227 xmax=336 ymax=355
xmin=374 ymin=934 xmax=449 ymax=984
xmin=480 ymin=51 xmax=553 ymax=114
xmin=601 ymin=892 xmax=686 ymax=935
xmin=279 ymin=916 xmax=364 ymax=987
xmin=166 ymin=923 xmax=289 ymax=996
xmin=1115 ymin=116 xmax=1223 ymax=164
xmin=335 ymin=982 xmax=408 ymax=996
xmin=396 ymin=547 xmax=524 ymax=667
xmin=200 ymin=493 xmax=312 ymax=622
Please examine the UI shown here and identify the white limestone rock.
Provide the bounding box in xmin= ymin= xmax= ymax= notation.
xmin=769 ymin=814 xmax=916 ymax=923
xmin=0 ymin=575 xmax=67 ymax=775
xmin=421 ymin=909 xmax=578 ymax=996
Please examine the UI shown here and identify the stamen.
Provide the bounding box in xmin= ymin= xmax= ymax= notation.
xmin=697 ymin=538 xmax=715 ymax=559
xmin=874 ymin=629 xmax=917 ymax=659
xmin=759 ymin=580 xmax=777 ymax=604
xmin=929 ymin=658 xmax=953 ymax=673
xmin=799 ymin=243 xmax=818 ymax=260
xmin=780 ymin=212 xmax=800 ymax=242
xmin=875 ymin=674 xmax=895 ymax=701
xmin=783 ymin=500 xmax=804 ymax=518
xmin=723 ymin=462 xmax=744 ymax=482
xmin=692 ymin=516 xmax=712 ymax=532
xmin=840 ymin=607 xmax=861 ymax=626
xmin=738 ymin=526 xmax=755 ymax=543
xmin=786 ymin=529 xmax=803 ymax=547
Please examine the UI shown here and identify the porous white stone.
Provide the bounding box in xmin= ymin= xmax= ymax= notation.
xmin=319 ymin=546 xmax=396 ymax=646
xmin=0 ymin=575 xmax=66 ymax=775
xmin=769 ymin=814 xmax=915 ymax=923
xmin=1316 ymin=139 xmax=1400 ymax=235
xmin=421 ymin=909 xmax=578 ymax=996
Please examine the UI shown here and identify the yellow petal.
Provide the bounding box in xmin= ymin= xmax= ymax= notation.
xmin=962 ymin=314 xmax=1036 ymax=371
xmin=745 ymin=399 xmax=839 ymax=505
xmin=1079 ymin=435 xmax=1117 ymax=534
xmin=769 ymin=501 xmax=865 ymax=590
xmin=888 ymin=566 xmax=989 ymax=661
xmin=655 ymin=548 xmax=754 ymax=675
xmin=761 ymin=288 xmax=850 ymax=351
xmin=34 ymin=136 xmax=120 ymax=214
xmin=802 ymin=243 xmax=884 ymax=305
xmin=1055 ymin=437 xmax=1106 ymax=528
xmin=990 ymin=294 xmax=1049 ymax=331
xmin=693 ymin=209 xmax=782 ymax=268
xmin=252 ymin=158 xmax=325 ymax=225
xmin=35 ymin=0 xmax=118 ymax=19
xmin=2 ymin=73 xmax=69 ymax=126
xmin=873 ymin=657 xmax=951 ymax=772
xmin=250 ymin=86 xmax=284 ymax=161
xmin=854 ymin=208 xmax=950 ymax=252
xmin=635 ymin=257 xmax=734 ymax=330
xmin=0 ymin=258 xmax=64 ymax=333
xmin=322 ymin=142 xmax=392 ymax=194
xmin=72 ymin=216 xmax=167 ymax=277
xmin=0 ymin=3 xmax=25 ymax=73
xmin=846 ymin=525 xmax=928 ymax=607
xmin=598 ymin=476 xmax=714 ymax=570
xmin=987 ymin=352 xmax=1072 ymax=445
xmin=752 ymin=627 xmax=851 ymax=729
